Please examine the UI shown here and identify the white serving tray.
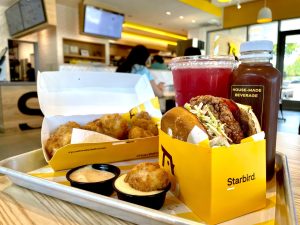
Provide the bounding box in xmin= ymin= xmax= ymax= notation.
xmin=0 ymin=149 xmax=200 ymax=225
xmin=0 ymin=149 xmax=297 ymax=225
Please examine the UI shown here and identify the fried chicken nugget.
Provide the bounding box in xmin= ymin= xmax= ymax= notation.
xmin=133 ymin=111 xmax=151 ymax=120
xmin=99 ymin=114 xmax=128 ymax=139
xmin=83 ymin=114 xmax=128 ymax=139
xmin=82 ymin=119 xmax=104 ymax=133
xmin=45 ymin=121 xmax=81 ymax=158
xmin=128 ymin=126 xmax=153 ymax=139
xmin=125 ymin=162 xmax=169 ymax=192
xmin=129 ymin=112 xmax=158 ymax=139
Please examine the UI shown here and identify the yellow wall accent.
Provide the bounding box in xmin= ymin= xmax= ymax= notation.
xmin=224 ymin=0 xmax=300 ymax=28
xmin=123 ymin=22 xmax=187 ymax=40
xmin=180 ymin=0 xmax=222 ymax=17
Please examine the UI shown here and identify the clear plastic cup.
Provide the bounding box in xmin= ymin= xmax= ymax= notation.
xmin=169 ymin=56 xmax=237 ymax=106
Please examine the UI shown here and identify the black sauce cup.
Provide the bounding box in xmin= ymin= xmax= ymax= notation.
xmin=66 ymin=164 xmax=120 ymax=196
xmin=113 ymin=176 xmax=171 ymax=210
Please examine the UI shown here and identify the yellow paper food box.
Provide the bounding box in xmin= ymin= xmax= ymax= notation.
xmin=38 ymin=71 xmax=162 ymax=171
xmin=159 ymin=130 xmax=266 ymax=224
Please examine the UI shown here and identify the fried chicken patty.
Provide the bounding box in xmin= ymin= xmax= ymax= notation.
xmin=124 ymin=162 xmax=169 ymax=192
xmin=189 ymin=95 xmax=244 ymax=144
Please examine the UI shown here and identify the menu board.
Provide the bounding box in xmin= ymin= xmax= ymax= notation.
xmin=19 ymin=0 xmax=46 ymax=29
xmin=5 ymin=3 xmax=24 ymax=35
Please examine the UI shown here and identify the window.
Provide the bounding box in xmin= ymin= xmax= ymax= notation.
xmin=280 ymin=18 xmax=300 ymax=32
xmin=248 ymin=22 xmax=279 ymax=66
xmin=207 ymin=27 xmax=247 ymax=57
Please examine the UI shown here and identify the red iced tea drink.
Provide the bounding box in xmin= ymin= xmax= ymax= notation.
xmin=169 ymin=56 xmax=236 ymax=106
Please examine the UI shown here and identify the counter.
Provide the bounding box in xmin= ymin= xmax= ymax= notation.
xmin=0 ymin=82 xmax=43 ymax=133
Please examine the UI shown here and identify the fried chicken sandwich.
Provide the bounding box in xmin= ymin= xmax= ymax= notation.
xmin=161 ymin=95 xmax=261 ymax=146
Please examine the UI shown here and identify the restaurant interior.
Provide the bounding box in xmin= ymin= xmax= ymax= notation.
xmin=0 ymin=0 xmax=299 ymax=135
xmin=0 ymin=0 xmax=299 ymax=224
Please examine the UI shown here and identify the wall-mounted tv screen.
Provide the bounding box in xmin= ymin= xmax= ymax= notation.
xmin=83 ymin=5 xmax=124 ymax=39
xmin=5 ymin=0 xmax=47 ymax=37
xmin=5 ymin=3 xmax=24 ymax=36
xmin=19 ymin=0 xmax=47 ymax=29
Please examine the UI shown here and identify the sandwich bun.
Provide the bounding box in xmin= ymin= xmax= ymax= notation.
xmin=237 ymin=103 xmax=261 ymax=136
xmin=161 ymin=107 xmax=207 ymax=143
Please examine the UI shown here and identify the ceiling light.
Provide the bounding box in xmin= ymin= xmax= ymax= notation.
xmin=217 ymin=0 xmax=232 ymax=3
xmin=192 ymin=20 xmax=196 ymax=23
xmin=237 ymin=2 xmax=241 ymax=9
xmin=257 ymin=0 xmax=272 ymax=23
xmin=208 ymin=18 xmax=220 ymax=26
xmin=257 ymin=7 xmax=272 ymax=23
xmin=166 ymin=11 xmax=171 ymax=15
xmin=121 ymin=32 xmax=177 ymax=46
xmin=123 ymin=22 xmax=187 ymax=40
xmin=179 ymin=16 xmax=184 ymax=19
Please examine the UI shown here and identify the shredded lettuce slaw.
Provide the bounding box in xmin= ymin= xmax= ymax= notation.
xmin=184 ymin=103 xmax=231 ymax=147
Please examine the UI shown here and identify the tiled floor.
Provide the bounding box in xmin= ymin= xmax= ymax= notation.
xmin=0 ymin=110 xmax=299 ymax=161
xmin=0 ymin=129 xmax=41 ymax=160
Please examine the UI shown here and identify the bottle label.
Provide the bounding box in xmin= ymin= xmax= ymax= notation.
xmin=231 ymin=85 xmax=264 ymax=124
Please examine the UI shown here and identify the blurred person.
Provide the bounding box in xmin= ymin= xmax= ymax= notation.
xmin=116 ymin=45 xmax=164 ymax=97
xmin=10 ymin=59 xmax=20 ymax=81
xmin=184 ymin=47 xmax=201 ymax=56
xmin=116 ymin=56 xmax=126 ymax=67
xmin=26 ymin=63 xmax=36 ymax=81
xmin=150 ymin=55 xmax=168 ymax=70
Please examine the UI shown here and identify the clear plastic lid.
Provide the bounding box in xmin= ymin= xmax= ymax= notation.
xmin=169 ymin=55 xmax=237 ymax=70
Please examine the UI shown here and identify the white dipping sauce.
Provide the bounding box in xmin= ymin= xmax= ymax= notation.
xmin=114 ymin=174 xmax=163 ymax=196
xmin=70 ymin=165 xmax=115 ymax=183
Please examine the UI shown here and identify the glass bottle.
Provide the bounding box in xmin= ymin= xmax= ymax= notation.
xmin=230 ymin=40 xmax=281 ymax=180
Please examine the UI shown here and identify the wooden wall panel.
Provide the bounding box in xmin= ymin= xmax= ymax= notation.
xmin=0 ymin=85 xmax=43 ymax=133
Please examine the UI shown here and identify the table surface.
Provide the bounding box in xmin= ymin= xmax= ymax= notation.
xmin=0 ymin=132 xmax=299 ymax=224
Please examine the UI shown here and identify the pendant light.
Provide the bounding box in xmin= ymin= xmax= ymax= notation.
xmin=236 ymin=1 xmax=241 ymax=9
xmin=257 ymin=0 xmax=272 ymax=23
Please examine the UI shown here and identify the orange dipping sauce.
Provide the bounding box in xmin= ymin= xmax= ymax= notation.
xmin=69 ymin=166 xmax=115 ymax=183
